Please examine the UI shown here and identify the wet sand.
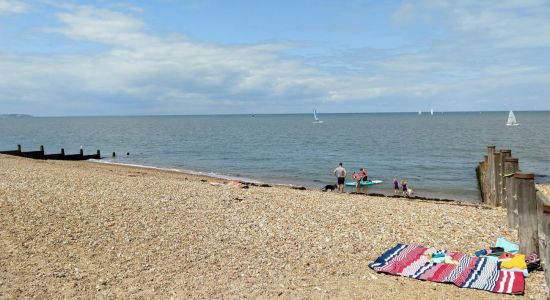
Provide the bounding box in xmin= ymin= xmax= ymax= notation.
xmin=0 ymin=154 xmax=546 ymax=299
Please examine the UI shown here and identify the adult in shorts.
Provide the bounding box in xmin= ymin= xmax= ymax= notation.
xmin=333 ymin=163 xmax=347 ymax=193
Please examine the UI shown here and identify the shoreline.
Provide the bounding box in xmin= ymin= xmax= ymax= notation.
xmin=0 ymin=154 xmax=547 ymax=298
xmin=91 ymin=158 xmax=480 ymax=203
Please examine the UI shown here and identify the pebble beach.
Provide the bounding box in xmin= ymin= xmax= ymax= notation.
xmin=0 ymin=154 xmax=547 ymax=299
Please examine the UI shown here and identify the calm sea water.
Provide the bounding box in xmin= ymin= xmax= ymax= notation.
xmin=1 ymin=112 xmax=549 ymax=201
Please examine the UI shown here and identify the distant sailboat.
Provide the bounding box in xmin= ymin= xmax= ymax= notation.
xmin=313 ymin=109 xmax=323 ymax=123
xmin=418 ymin=110 xmax=422 ymax=115
xmin=430 ymin=108 xmax=434 ymax=116
xmin=506 ymin=111 xmax=519 ymax=126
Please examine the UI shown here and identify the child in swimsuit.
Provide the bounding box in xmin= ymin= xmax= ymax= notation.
xmin=351 ymin=171 xmax=361 ymax=191
xmin=393 ymin=178 xmax=399 ymax=194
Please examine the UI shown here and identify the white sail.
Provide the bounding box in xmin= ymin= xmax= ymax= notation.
xmin=506 ymin=111 xmax=519 ymax=126
xmin=313 ymin=109 xmax=323 ymax=123
xmin=418 ymin=110 xmax=422 ymax=115
xmin=430 ymin=108 xmax=434 ymax=115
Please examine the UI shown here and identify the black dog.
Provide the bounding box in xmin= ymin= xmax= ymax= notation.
xmin=321 ymin=184 xmax=336 ymax=192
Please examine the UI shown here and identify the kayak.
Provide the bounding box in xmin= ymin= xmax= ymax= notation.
xmin=345 ymin=180 xmax=383 ymax=186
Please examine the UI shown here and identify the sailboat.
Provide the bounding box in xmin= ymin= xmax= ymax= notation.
xmin=313 ymin=109 xmax=323 ymax=123
xmin=430 ymin=108 xmax=434 ymax=116
xmin=418 ymin=110 xmax=422 ymax=115
xmin=506 ymin=111 xmax=519 ymax=126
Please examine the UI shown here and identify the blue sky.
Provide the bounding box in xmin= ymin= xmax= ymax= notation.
xmin=1 ymin=0 xmax=549 ymax=116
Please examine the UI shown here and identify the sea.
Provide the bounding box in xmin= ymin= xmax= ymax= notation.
xmin=1 ymin=111 xmax=549 ymax=202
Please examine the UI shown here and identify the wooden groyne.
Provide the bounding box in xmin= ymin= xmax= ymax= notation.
xmin=477 ymin=145 xmax=550 ymax=296
xmin=0 ymin=144 xmax=101 ymax=160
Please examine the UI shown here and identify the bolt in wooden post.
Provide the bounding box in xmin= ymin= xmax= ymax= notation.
xmin=17 ymin=144 xmax=21 ymax=152
xmin=504 ymin=157 xmax=519 ymax=229
xmin=515 ymin=172 xmax=539 ymax=257
xmin=498 ymin=149 xmax=511 ymax=207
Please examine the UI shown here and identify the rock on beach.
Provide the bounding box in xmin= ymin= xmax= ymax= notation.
xmin=0 ymin=154 xmax=546 ymax=299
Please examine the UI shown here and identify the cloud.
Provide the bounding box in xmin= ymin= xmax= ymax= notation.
xmin=0 ymin=0 xmax=27 ymax=14
xmin=2 ymin=5 xmax=358 ymax=115
xmin=53 ymin=6 xmax=151 ymax=46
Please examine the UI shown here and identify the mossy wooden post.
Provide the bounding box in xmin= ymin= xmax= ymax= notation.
xmin=476 ymin=161 xmax=485 ymax=202
xmin=536 ymin=191 xmax=550 ymax=291
xmin=504 ymin=157 xmax=519 ymax=229
xmin=498 ymin=149 xmax=511 ymax=207
xmin=486 ymin=145 xmax=496 ymax=206
xmin=515 ymin=172 xmax=539 ymax=257
xmin=483 ymin=155 xmax=489 ymax=201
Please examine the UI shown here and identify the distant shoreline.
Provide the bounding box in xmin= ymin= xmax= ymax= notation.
xmin=0 ymin=114 xmax=33 ymax=118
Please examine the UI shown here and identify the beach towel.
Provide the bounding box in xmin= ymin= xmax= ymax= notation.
xmin=369 ymin=244 xmax=525 ymax=295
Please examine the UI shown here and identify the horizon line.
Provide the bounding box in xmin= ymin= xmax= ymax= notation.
xmin=2 ymin=109 xmax=549 ymax=118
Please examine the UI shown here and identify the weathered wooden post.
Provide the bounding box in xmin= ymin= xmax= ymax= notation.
xmin=60 ymin=148 xmax=65 ymax=157
xmin=482 ymin=155 xmax=489 ymax=201
xmin=16 ymin=144 xmax=21 ymax=152
xmin=504 ymin=157 xmax=519 ymax=229
xmin=79 ymin=148 xmax=84 ymax=156
xmin=515 ymin=172 xmax=539 ymax=257
xmin=97 ymin=150 xmax=101 ymax=158
xmin=476 ymin=161 xmax=485 ymax=202
xmin=536 ymin=191 xmax=550 ymax=294
xmin=486 ymin=145 xmax=496 ymax=206
xmin=39 ymin=145 xmax=45 ymax=159
xmin=492 ymin=150 xmax=502 ymax=207
xmin=498 ymin=149 xmax=511 ymax=207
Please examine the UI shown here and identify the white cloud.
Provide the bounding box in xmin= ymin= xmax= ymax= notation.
xmin=2 ymin=6 xmax=362 ymax=114
xmin=54 ymin=6 xmax=152 ymax=46
xmin=0 ymin=0 xmax=27 ymax=14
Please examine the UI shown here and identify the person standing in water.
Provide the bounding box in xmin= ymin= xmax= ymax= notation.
xmin=351 ymin=171 xmax=362 ymax=192
xmin=360 ymin=168 xmax=368 ymax=182
xmin=333 ymin=163 xmax=347 ymax=193
xmin=401 ymin=180 xmax=408 ymax=196
xmin=393 ymin=178 xmax=400 ymax=194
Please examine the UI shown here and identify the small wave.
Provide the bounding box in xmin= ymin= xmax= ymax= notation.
xmin=89 ymin=159 xmax=263 ymax=184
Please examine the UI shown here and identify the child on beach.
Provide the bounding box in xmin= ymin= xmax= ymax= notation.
xmin=401 ymin=180 xmax=408 ymax=196
xmin=351 ymin=171 xmax=361 ymax=191
xmin=393 ymin=178 xmax=399 ymax=194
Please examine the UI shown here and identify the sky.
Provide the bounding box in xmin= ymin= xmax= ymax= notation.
xmin=1 ymin=0 xmax=549 ymax=116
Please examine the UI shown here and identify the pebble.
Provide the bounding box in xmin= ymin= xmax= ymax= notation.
xmin=0 ymin=154 xmax=547 ymax=299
